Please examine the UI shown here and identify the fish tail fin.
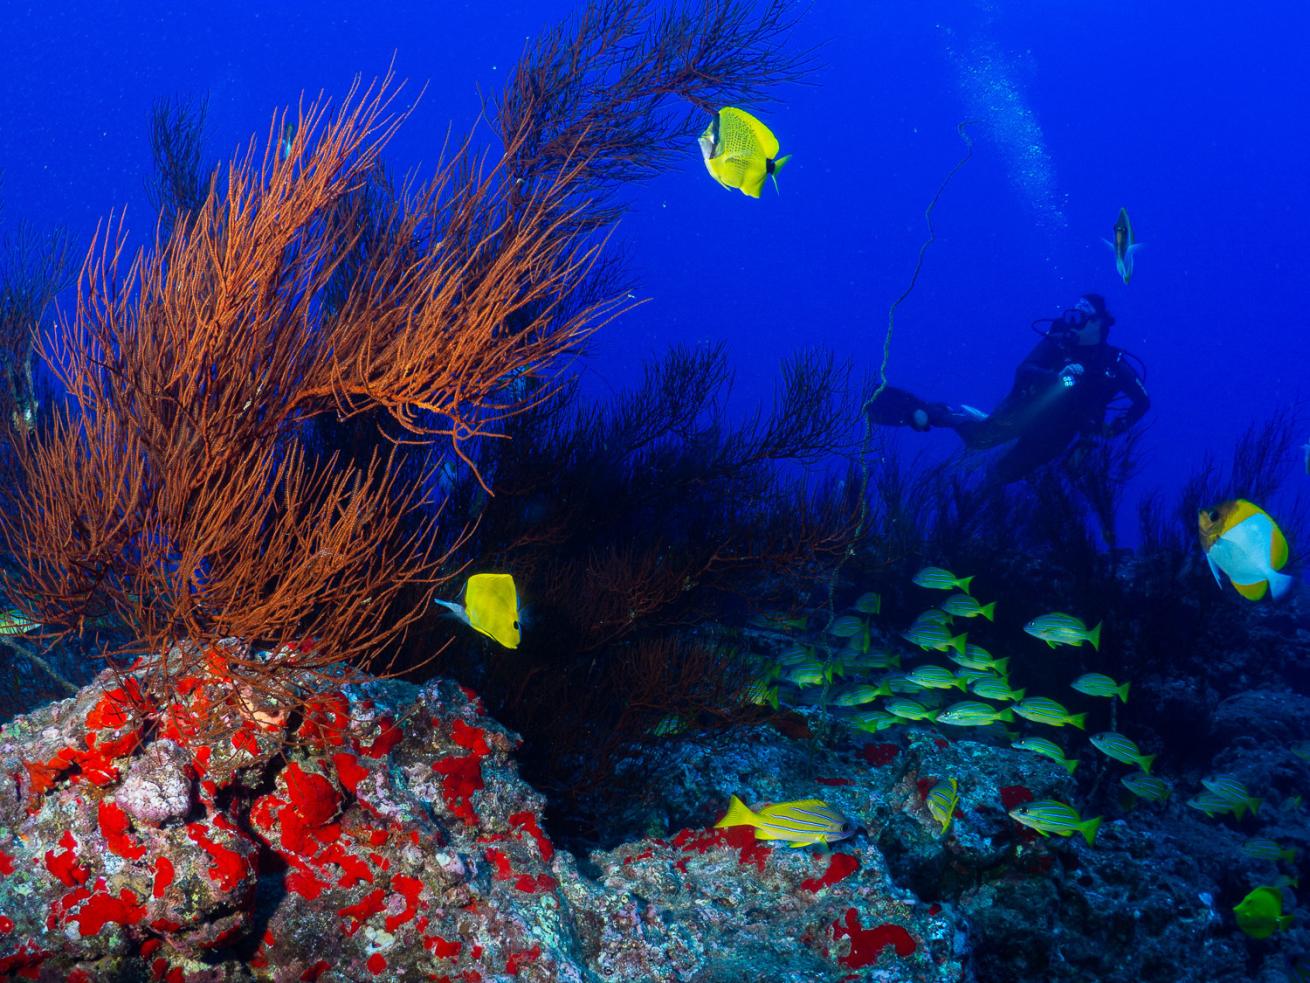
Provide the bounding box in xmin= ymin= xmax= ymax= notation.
xmin=994 ymin=657 xmax=1010 ymax=676
xmin=1279 ymin=914 xmax=1295 ymax=931
xmin=1268 ymin=570 xmax=1295 ymax=600
xmin=715 ymin=794 xmax=758 ymax=829
xmin=1081 ymin=816 xmax=1102 ymax=846
xmin=769 ymin=154 xmax=791 ymax=194
xmin=1069 ymin=712 xmax=1088 ymax=731
xmin=957 ymin=576 xmax=974 ymax=594
xmin=1118 ymin=682 xmax=1131 ymax=703
xmin=997 ymin=708 xmax=1014 ymax=723
xmin=1087 ymin=622 xmax=1103 ymax=651
xmin=948 ymin=633 xmax=968 ymax=655
xmin=980 ymin=602 xmax=996 ymax=621
xmin=766 ymin=687 xmax=780 ymax=711
xmin=952 ymin=677 xmax=968 ymax=691
xmin=1139 ymin=754 xmax=1156 ymax=775
xmin=1013 ymin=688 xmax=1026 ymax=701
xmin=1250 ymin=797 xmax=1263 ymax=816
xmin=1063 ymin=758 xmax=1079 ymax=775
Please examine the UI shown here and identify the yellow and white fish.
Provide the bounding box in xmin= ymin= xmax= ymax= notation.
xmin=434 ymin=573 xmax=521 ymax=649
xmin=698 ymin=107 xmax=790 ymax=198
xmin=1198 ymin=499 xmax=1293 ymax=601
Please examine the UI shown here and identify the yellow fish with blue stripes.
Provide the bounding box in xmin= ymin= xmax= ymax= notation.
xmin=715 ymin=794 xmax=857 ymax=847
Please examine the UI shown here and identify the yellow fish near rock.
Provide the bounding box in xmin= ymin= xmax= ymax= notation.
xmin=698 ymin=107 xmax=790 ymax=198
xmin=715 ymin=794 xmax=857 ymax=847
xmin=1198 ymin=499 xmax=1293 ymax=601
xmin=434 ymin=573 xmax=521 ymax=649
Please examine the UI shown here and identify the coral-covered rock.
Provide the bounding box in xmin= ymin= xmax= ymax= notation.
xmin=0 ymin=662 xmax=965 ymax=981
xmin=114 ymin=739 xmax=193 ymax=826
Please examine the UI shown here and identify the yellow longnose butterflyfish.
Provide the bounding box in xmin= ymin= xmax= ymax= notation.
xmin=434 ymin=573 xmax=521 ymax=649
xmin=698 ymin=107 xmax=790 ymax=199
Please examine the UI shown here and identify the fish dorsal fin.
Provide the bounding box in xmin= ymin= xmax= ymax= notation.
xmin=1226 ymin=499 xmax=1266 ymax=530
xmin=744 ymin=116 xmax=779 ymax=159
xmin=720 ymin=107 xmax=779 ymax=159
xmin=1233 ymin=579 xmax=1269 ymax=601
xmin=1271 ymin=523 xmax=1290 ymax=570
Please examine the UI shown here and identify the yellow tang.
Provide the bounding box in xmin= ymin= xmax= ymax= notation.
xmin=1198 ymin=499 xmax=1292 ymax=601
xmin=698 ymin=107 xmax=791 ymax=198
xmin=434 ymin=573 xmax=521 ymax=649
xmin=1233 ymin=886 xmax=1294 ymax=939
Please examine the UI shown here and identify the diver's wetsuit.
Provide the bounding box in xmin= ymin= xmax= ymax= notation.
xmin=871 ymin=331 xmax=1150 ymax=485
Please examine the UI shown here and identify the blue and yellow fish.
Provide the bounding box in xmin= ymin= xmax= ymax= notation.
xmin=715 ymin=794 xmax=857 ymax=847
xmin=1009 ymin=799 xmax=1102 ymax=846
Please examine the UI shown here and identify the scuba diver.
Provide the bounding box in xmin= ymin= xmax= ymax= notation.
xmin=872 ymin=294 xmax=1150 ymax=486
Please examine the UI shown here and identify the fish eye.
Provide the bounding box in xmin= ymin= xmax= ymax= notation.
xmin=1206 ymin=510 xmax=1219 ymax=522
xmin=513 ymin=621 xmax=520 ymax=630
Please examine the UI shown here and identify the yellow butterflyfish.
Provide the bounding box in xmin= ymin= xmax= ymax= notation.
xmin=697 ymin=107 xmax=790 ymax=198
xmin=434 ymin=573 xmax=521 ymax=649
xmin=1198 ymin=499 xmax=1292 ymax=601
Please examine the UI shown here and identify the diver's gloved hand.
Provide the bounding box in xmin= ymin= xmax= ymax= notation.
xmin=1059 ymin=363 xmax=1085 ymax=388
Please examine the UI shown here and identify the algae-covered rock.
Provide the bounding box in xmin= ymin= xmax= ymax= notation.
xmin=0 ymin=656 xmax=966 ymax=981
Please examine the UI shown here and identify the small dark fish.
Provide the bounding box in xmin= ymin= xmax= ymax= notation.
xmin=1102 ymin=207 xmax=1142 ymax=283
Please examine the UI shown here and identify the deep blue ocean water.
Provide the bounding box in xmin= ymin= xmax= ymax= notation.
xmin=2 ymin=0 xmax=1307 ymax=542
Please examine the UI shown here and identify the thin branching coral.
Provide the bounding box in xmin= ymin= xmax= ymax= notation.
xmin=0 ymin=221 xmax=69 ymax=436
xmin=0 ymin=72 xmax=614 ymax=744
xmin=146 ymin=93 xmax=210 ymax=236
xmin=497 ymin=0 xmax=813 ymax=221
xmin=2 ymin=0 xmax=813 ymax=750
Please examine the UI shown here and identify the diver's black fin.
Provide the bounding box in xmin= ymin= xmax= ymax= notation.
xmin=866 ymin=386 xmax=933 ymax=428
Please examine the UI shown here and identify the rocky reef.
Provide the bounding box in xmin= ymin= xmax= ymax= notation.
xmin=1 ymin=583 xmax=1308 ymax=983
xmin=0 ymin=654 xmax=958 ymax=981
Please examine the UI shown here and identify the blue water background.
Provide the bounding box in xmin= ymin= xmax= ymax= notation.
xmin=2 ymin=1 xmax=1306 ymax=543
